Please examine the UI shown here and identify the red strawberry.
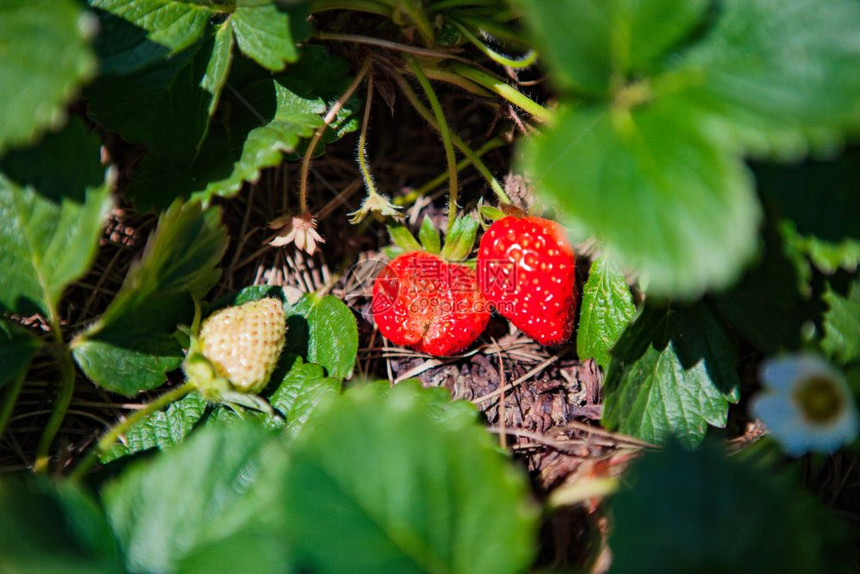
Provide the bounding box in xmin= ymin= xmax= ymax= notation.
xmin=373 ymin=251 xmax=490 ymax=356
xmin=477 ymin=216 xmax=576 ymax=345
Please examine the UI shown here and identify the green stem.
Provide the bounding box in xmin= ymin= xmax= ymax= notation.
xmin=407 ymin=56 xmax=459 ymax=229
xmin=33 ymin=329 xmax=75 ymax=474
xmin=388 ymin=0 xmax=436 ymax=46
xmin=396 ymin=138 xmax=508 ymax=205
xmin=426 ymin=0 xmax=500 ymax=12
xmin=69 ymin=382 xmax=196 ymax=482
xmin=449 ymin=19 xmax=537 ymax=68
xmin=0 ymin=370 xmax=26 ymax=442
xmin=445 ymin=62 xmax=551 ymax=122
xmin=309 ymin=0 xmax=393 ymax=17
xmin=415 ymin=66 xmax=493 ymax=97
xmin=453 ymin=15 xmax=531 ymax=47
xmin=391 ymin=70 xmax=508 ymax=202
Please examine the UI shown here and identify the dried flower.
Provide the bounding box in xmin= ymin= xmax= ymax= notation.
xmin=269 ymin=213 xmax=325 ymax=255
xmin=751 ymin=354 xmax=858 ymax=456
xmin=348 ymin=192 xmax=401 ymax=224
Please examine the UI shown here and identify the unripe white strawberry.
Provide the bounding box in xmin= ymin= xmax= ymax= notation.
xmin=196 ymin=298 xmax=286 ymax=394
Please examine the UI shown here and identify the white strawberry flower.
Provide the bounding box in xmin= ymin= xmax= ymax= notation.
xmin=751 ymin=354 xmax=858 ymax=456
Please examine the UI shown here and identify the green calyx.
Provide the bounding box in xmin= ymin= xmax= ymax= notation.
xmin=386 ymin=213 xmax=479 ymax=262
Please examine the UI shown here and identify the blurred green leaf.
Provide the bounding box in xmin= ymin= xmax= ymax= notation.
xmin=673 ymin=0 xmax=860 ymax=159
xmin=104 ymin=420 xmax=290 ymax=572
xmin=0 ymin=119 xmax=112 ymax=319
xmin=100 ymin=392 xmax=209 ymax=463
xmin=576 ymin=256 xmax=635 ymax=369
xmin=603 ymin=304 xmax=741 ymax=447
xmin=822 ymin=277 xmax=860 ymax=365
xmin=0 ymin=479 xmax=123 ymax=573
xmin=609 ymin=442 xmax=853 ymax=573
xmin=524 ymin=99 xmax=760 ymax=298
xmin=285 ymin=292 xmax=358 ymax=380
xmin=517 ymin=0 xmax=709 ymax=95
xmin=0 ymin=319 xmax=38 ymax=390
xmin=0 ymin=0 xmax=97 ymax=151
xmin=283 ymin=381 xmax=538 ymax=573
xmin=72 ymin=201 xmax=228 ymax=396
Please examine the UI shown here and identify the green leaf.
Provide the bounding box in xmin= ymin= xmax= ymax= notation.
xmin=270 ymin=357 xmax=340 ymax=435
xmin=100 ymin=392 xmax=209 ymax=463
xmin=282 ymin=382 xmax=538 ymax=573
xmin=204 ymin=20 xmax=235 ymax=118
xmin=516 ymin=0 xmax=709 ymax=95
xmin=822 ymin=277 xmax=860 ymax=365
xmin=440 ymin=215 xmax=480 ymax=261
xmin=104 ymin=420 xmax=290 ymax=572
xmin=0 ymin=0 xmax=97 ymax=151
xmin=418 ymin=215 xmax=441 ymax=254
xmin=285 ymin=293 xmax=358 ymax=380
xmin=576 ymin=256 xmax=635 ymax=369
xmin=86 ymin=33 xmax=220 ymax=162
xmin=673 ymin=0 xmax=860 ymax=159
xmin=609 ymin=442 xmax=853 ymax=573
xmin=602 ymin=304 xmax=741 ymax=447
xmin=0 ymin=319 xmax=38 ymax=389
xmin=72 ymin=201 xmax=228 ymax=396
xmin=0 ymin=118 xmax=112 ymax=319
xmin=91 ymin=0 xmax=215 ymax=52
xmin=387 ymin=223 xmax=423 ymax=252
xmin=524 ymin=100 xmax=760 ymax=298
xmin=231 ymin=1 xmax=300 ymax=71
xmin=0 ymin=479 xmax=123 ymax=573
xmin=127 ymin=47 xmax=359 ymax=209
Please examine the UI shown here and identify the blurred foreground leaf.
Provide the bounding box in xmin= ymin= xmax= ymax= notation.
xmin=283 ymin=381 xmax=538 ymax=573
xmin=0 ymin=0 xmax=97 ymax=151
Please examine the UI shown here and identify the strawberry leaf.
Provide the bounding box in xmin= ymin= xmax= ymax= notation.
xmin=100 ymin=392 xmax=209 ymax=464
xmin=602 ymin=304 xmax=741 ymax=447
xmin=284 ymin=293 xmax=358 ymax=381
xmin=231 ymin=1 xmax=301 ymax=71
xmin=282 ymin=381 xmax=538 ymax=573
xmin=822 ymin=277 xmax=860 ymax=365
xmin=270 ymin=358 xmax=340 ymax=436
xmin=104 ymin=421 xmax=290 ymax=572
xmin=0 ymin=118 xmax=113 ymax=320
xmin=418 ymin=215 xmax=442 ymax=254
xmin=125 ymin=47 xmax=359 ymax=209
xmin=387 ymin=223 xmax=423 ymax=252
xmin=91 ymin=0 xmax=216 ymax=53
xmin=576 ymin=256 xmax=635 ymax=369
xmin=0 ymin=0 xmax=97 ymax=152
xmin=440 ymin=215 xmax=479 ymax=261
xmin=72 ymin=202 xmax=228 ymax=396
xmin=0 ymin=320 xmax=38 ymax=390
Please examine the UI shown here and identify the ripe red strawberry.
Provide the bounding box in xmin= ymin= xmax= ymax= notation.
xmin=373 ymin=251 xmax=490 ymax=356
xmin=477 ymin=216 xmax=576 ymax=345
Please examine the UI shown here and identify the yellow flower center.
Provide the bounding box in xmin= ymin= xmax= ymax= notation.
xmin=793 ymin=376 xmax=845 ymax=425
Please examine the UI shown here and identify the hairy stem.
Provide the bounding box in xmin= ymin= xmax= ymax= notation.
xmin=391 ymin=70 xmax=509 ymax=203
xmin=356 ymin=73 xmax=381 ymax=200
xmin=299 ymin=56 xmax=372 ymax=214
xmin=449 ymin=19 xmax=536 ymax=68
xmin=445 ymin=62 xmax=551 ymax=122
xmin=69 ymin=382 xmax=196 ymax=482
xmin=406 ymin=56 xmax=460 ymax=229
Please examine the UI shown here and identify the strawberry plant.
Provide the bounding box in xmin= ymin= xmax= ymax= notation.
xmin=2 ymin=0 xmax=860 ymax=572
